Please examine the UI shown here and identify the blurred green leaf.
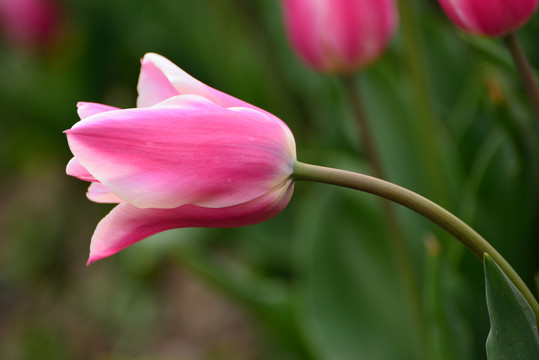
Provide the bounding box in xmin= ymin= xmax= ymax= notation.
xmin=424 ymin=238 xmax=475 ymax=360
xmin=462 ymin=36 xmax=514 ymax=72
xmin=294 ymin=184 xmax=423 ymax=360
xmin=484 ymin=254 xmax=539 ymax=359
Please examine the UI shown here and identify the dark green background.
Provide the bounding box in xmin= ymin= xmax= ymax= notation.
xmin=1 ymin=0 xmax=538 ymax=359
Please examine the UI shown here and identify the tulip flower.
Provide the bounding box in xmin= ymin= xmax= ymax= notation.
xmin=65 ymin=53 xmax=296 ymax=264
xmin=0 ymin=0 xmax=61 ymax=49
xmin=282 ymin=0 xmax=398 ymax=73
xmin=438 ymin=0 xmax=539 ymax=37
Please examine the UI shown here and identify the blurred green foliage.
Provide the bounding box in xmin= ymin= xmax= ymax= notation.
xmin=1 ymin=0 xmax=538 ymax=359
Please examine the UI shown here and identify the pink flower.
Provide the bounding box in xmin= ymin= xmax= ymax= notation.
xmin=0 ymin=0 xmax=61 ymax=49
xmin=438 ymin=0 xmax=539 ymax=37
xmin=65 ymin=53 xmax=296 ymax=264
xmin=282 ymin=0 xmax=398 ymax=73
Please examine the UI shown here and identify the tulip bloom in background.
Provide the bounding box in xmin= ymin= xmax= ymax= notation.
xmin=65 ymin=53 xmax=296 ymax=264
xmin=438 ymin=0 xmax=539 ymax=122
xmin=0 ymin=0 xmax=61 ymax=49
xmin=438 ymin=0 xmax=539 ymax=37
xmin=282 ymin=0 xmax=398 ymax=73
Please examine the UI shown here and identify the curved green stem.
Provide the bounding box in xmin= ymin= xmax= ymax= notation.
xmin=503 ymin=32 xmax=539 ymax=123
xmin=292 ymin=161 xmax=539 ymax=323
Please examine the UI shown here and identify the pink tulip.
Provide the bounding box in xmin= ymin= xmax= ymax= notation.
xmin=438 ymin=0 xmax=539 ymax=37
xmin=282 ymin=0 xmax=398 ymax=73
xmin=0 ymin=0 xmax=61 ymax=49
xmin=65 ymin=53 xmax=296 ymax=264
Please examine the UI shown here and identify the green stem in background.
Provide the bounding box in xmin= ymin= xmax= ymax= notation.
xmin=503 ymin=32 xmax=539 ymax=123
xmin=342 ymin=76 xmax=387 ymax=182
xmin=292 ymin=161 xmax=539 ymax=323
xmin=398 ymin=0 xmax=448 ymax=205
xmin=342 ymin=75 xmax=428 ymax=357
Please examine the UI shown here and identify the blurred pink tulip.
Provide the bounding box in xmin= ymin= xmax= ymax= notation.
xmin=0 ymin=0 xmax=61 ymax=49
xmin=65 ymin=53 xmax=296 ymax=264
xmin=282 ymin=0 xmax=398 ymax=73
xmin=438 ymin=0 xmax=539 ymax=37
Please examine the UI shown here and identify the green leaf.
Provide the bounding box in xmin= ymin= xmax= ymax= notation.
xmin=484 ymin=253 xmax=539 ymax=359
xmin=293 ymin=185 xmax=425 ymax=360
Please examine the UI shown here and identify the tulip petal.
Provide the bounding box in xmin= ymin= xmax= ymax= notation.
xmin=330 ymin=0 xmax=398 ymax=70
xmin=77 ymin=102 xmax=119 ymax=120
xmin=87 ymin=183 xmax=294 ymax=264
xmin=65 ymin=95 xmax=295 ymax=209
xmin=439 ymin=0 xmax=539 ymax=37
xmin=135 ymin=59 xmax=180 ymax=108
xmin=137 ymin=53 xmax=270 ymax=115
xmin=86 ymin=182 xmax=123 ymax=203
xmin=66 ymin=157 xmax=97 ymax=182
xmin=283 ymin=0 xmax=329 ymax=70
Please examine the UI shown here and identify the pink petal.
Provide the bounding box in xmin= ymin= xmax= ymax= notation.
xmin=66 ymin=157 xmax=97 ymax=182
xmin=282 ymin=0 xmax=329 ymax=70
xmin=86 ymin=182 xmax=123 ymax=203
xmin=439 ymin=0 xmax=539 ymax=37
xmin=65 ymin=95 xmax=295 ymax=209
xmin=329 ymin=0 xmax=398 ymax=70
xmin=135 ymin=59 xmax=180 ymax=108
xmin=87 ymin=183 xmax=294 ymax=264
xmin=137 ymin=53 xmax=273 ymax=116
xmin=77 ymin=102 xmax=119 ymax=120
xmin=66 ymin=104 xmax=121 ymax=183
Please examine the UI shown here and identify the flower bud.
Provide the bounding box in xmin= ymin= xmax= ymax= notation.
xmin=0 ymin=0 xmax=62 ymax=49
xmin=282 ymin=0 xmax=398 ymax=73
xmin=438 ymin=0 xmax=539 ymax=37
